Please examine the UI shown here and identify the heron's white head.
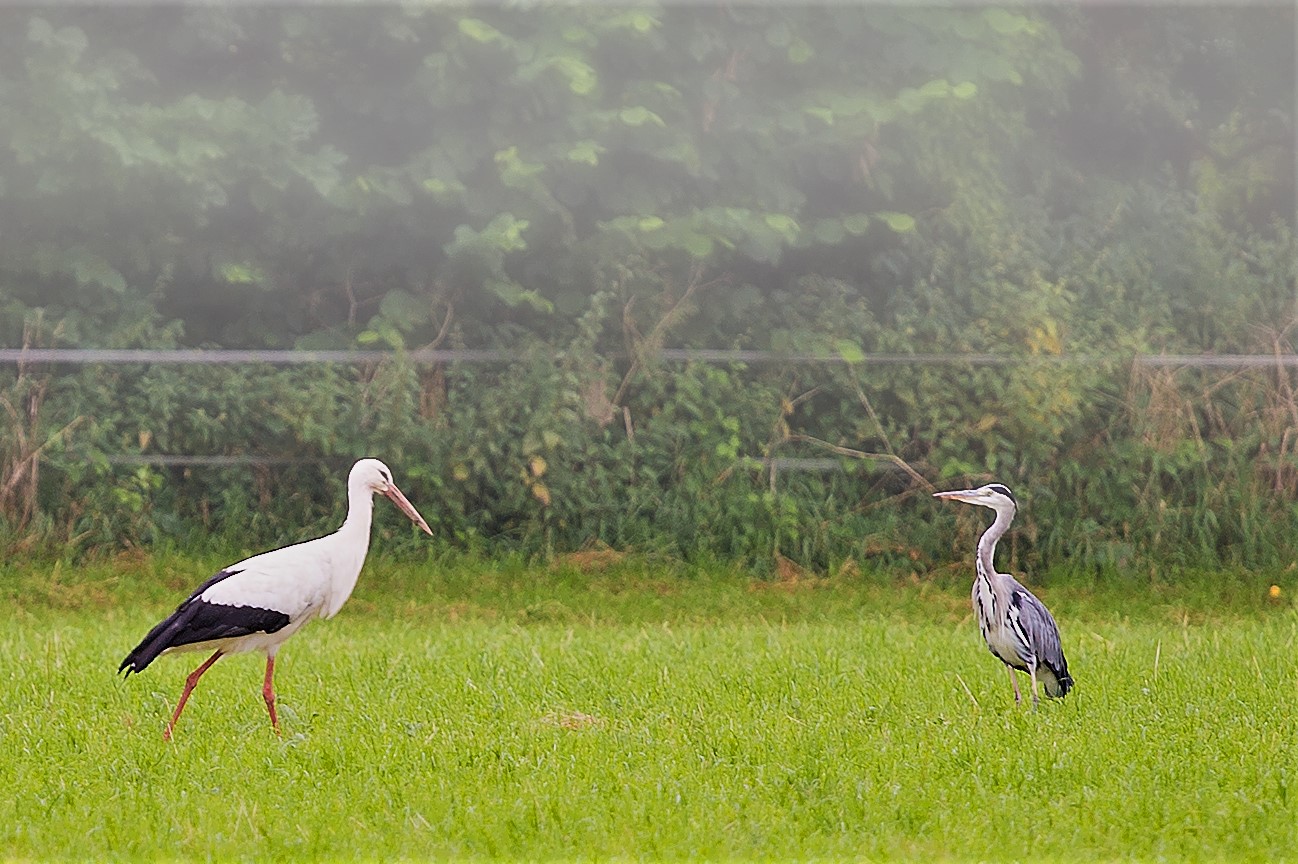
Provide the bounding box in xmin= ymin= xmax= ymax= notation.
xmin=350 ymin=458 xmax=433 ymax=535
xmin=932 ymin=483 xmax=1017 ymax=516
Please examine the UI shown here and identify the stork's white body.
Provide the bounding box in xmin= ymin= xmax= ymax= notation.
xmin=120 ymin=459 xmax=431 ymax=739
xmin=167 ymin=485 xmax=377 ymax=660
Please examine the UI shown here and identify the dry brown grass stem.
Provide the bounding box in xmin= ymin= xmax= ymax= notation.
xmin=416 ymin=298 xmax=454 ymax=421
xmin=780 ymin=433 xmax=931 ymax=490
xmin=0 ymin=318 xmax=85 ymax=528
xmin=612 ymin=264 xmax=729 ymax=409
xmin=1129 ymin=325 xmax=1298 ymax=496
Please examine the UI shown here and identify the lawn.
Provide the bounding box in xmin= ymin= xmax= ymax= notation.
xmin=0 ymin=554 xmax=1294 ymax=860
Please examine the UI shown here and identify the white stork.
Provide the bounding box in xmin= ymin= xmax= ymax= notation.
xmin=119 ymin=458 xmax=432 ymax=739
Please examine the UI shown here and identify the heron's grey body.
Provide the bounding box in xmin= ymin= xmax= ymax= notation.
xmin=935 ymin=483 xmax=1073 ymax=706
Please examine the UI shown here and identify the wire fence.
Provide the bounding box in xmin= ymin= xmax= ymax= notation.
xmin=3 ymin=347 xmax=1298 ymax=367
xmin=6 ymin=347 xmax=1291 ymax=467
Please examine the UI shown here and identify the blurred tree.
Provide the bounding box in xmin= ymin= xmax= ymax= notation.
xmin=0 ymin=4 xmax=1291 ymax=570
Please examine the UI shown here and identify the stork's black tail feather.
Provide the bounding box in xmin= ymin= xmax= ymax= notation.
xmin=119 ymin=568 xmax=264 ymax=675
xmin=119 ymin=606 xmax=190 ymax=676
xmin=119 ymin=571 xmax=225 ymax=675
xmin=119 ymin=594 xmax=291 ymax=675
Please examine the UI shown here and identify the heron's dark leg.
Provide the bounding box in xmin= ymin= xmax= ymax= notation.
xmin=262 ymin=655 xmax=280 ymax=736
xmin=165 ymin=650 xmax=223 ymax=741
xmin=1007 ymin=666 xmax=1022 ymax=704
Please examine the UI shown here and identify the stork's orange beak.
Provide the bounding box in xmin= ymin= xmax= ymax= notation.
xmin=384 ymin=483 xmax=433 ymax=535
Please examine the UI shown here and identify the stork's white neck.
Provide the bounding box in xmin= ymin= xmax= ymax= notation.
xmin=320 ymin=481 xmax=377 ymax=619
xmin=339 ymin=481 xmax=376 ymax=536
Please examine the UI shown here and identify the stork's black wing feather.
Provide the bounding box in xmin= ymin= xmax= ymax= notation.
xmin=118 ymin=569 xmax=290 ymax=675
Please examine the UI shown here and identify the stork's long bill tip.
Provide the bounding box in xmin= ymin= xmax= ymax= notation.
xmin=385 ymin=484 xmax=433 ymax=536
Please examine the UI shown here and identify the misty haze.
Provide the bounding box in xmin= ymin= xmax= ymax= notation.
xmin=0 ymin=5 xmax=1295 ymax=858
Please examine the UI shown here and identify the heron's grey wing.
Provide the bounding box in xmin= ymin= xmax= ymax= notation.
xmin=1007 ymin=579 xmax=1070 ymax=678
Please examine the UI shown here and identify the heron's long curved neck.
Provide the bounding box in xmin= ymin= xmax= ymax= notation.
xmin=976 ymin=507 xmax=1014 ymax=579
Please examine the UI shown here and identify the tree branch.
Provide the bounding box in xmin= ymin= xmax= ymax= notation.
xmin=782 ymin=433 xmax=931 ymax=490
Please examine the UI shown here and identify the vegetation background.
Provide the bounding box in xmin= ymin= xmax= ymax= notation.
xmin=2 ymin=8 xmax=1295 ymax=859
xmin=0 ymin=4 xmax=1294 ymax=576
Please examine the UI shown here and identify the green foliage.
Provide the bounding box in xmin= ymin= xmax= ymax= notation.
xmin=0 ymin=6 xmax=1293 ymax=572
xmin=1 ymin=4 xmax=1079 ymax=348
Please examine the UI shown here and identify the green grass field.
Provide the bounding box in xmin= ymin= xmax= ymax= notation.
xmin=1 ymin=555 xmax=1294 ymax=860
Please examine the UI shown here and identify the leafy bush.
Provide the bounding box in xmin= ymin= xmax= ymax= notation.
xmin=0 ymin=5 xmax=1293 ymax=573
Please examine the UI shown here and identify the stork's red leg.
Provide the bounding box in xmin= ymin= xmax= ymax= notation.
xmin=262 ymin=655 xmax=280 ymax=735
xmin=165 ymin=650 xmax=223 ymax=741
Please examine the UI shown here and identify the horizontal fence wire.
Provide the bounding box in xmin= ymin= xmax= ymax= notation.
xmin=0 ymin=348 xmax=507 ymax=365
xmin=104 ymin=455 xmax=319 ymax=467
xmin=3 ymin=347 xmax=1298 ymax=367
xmin=13 ymin=347 xmax=1296 ymax=469
xmin=100 ymin=455 xmax=850 ymax=470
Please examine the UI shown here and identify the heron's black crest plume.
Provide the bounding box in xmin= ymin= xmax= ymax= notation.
xmin=936 ymin=482 xmax=1072 ymax=707
xmin=987 ymin=483 xmax=1015 ymax=503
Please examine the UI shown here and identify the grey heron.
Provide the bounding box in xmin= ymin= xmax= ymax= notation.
xmin=934 ymin=483 xmax=1073 ymax=706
